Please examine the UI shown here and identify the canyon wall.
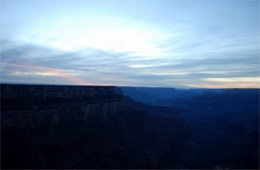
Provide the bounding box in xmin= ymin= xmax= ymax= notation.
xmin=1 ymin=84 xmax=191 ymax=169
xmin=1 ymin=84 xmax=124 ymax=129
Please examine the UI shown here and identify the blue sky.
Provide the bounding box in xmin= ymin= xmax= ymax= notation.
xmin=0 ymin=0 xmax=259 ymax=88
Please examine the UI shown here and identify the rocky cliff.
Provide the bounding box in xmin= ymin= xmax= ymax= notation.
xmin=1 ymin=84 xmax=191 ymax=169
xmin=1 ymin=84 xmax=123 ymax=129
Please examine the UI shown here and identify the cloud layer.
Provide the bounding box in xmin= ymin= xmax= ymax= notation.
xmin=1 ymin=37 xmax=259 ymax=88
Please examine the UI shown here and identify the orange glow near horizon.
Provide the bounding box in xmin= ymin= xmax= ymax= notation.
xmin=1 ymin=62 xmax=98 ymax=86
xmin=187 ymin=83 xmax=260 ymax=89
xmin=186 ymin=77 xmax=260 ymax=89
xmin=186 ymin=84 xmax=259 ymax=89
xmin=1 ymin=62 xmax=259 ymax=88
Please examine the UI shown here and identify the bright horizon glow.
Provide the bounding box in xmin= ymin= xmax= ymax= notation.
xmin=186 ymin=83 xmax=260 ymax=89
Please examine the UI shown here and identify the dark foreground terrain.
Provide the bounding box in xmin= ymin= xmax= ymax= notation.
xmin=1 ymin=84 xmax=259 ymax=169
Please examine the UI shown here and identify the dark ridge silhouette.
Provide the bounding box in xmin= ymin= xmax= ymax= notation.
xmin=1 ymin=84 xmax=190 ymax=169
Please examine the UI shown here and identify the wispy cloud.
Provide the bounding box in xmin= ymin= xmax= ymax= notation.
xmin=0 ymin=37 xmax=259 ymax=88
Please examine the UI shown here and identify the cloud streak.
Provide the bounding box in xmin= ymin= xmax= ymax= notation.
xmin=0 ymin=61 xmax=96 ymax=85
xmin=1 ymin=37 xmax=259 ymax=88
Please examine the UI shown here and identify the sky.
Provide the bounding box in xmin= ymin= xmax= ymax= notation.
xmin=0 ymin=0 xmax=259 ymax=88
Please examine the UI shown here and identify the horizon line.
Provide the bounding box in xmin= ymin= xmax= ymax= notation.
xmin=1 ymin=82 xmax=259 ymax=90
